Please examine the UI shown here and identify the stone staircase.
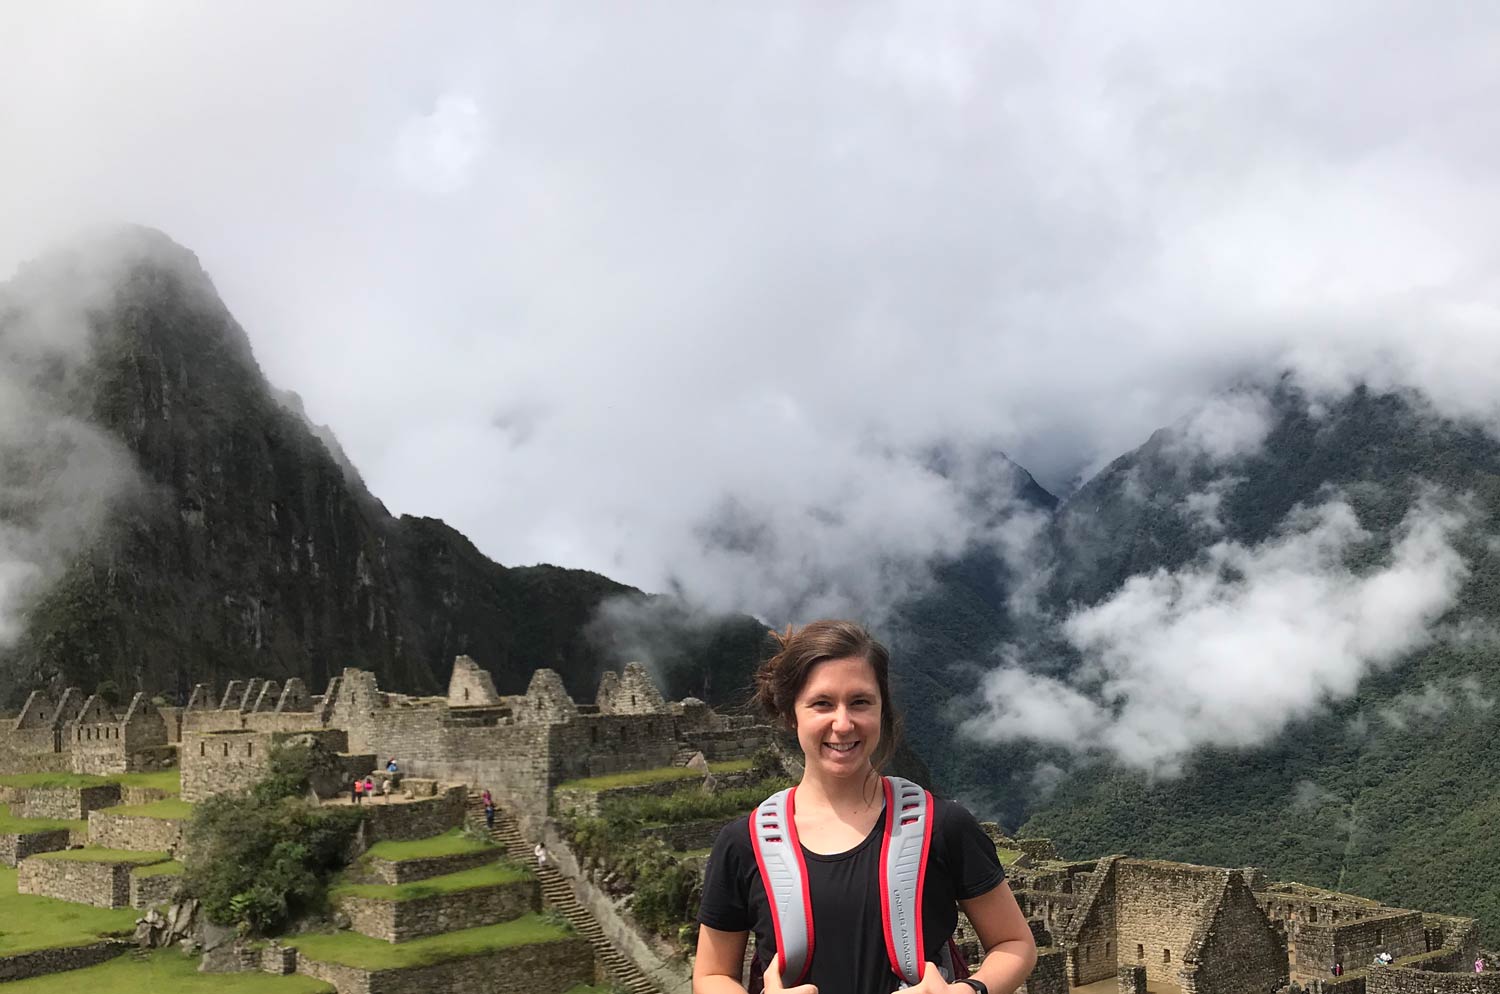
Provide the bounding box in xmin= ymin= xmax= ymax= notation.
xmin=467 ymin=793 xmax=660 ymax=994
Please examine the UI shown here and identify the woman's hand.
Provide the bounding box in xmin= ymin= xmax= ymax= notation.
xmin=764 ymin=954 xmax=819 ymax=994
xmin=910 ymin=961 xmax=972 ymax=994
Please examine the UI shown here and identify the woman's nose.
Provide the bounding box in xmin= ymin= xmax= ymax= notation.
xmin=832 ymin=707 xmax=854 ymax=731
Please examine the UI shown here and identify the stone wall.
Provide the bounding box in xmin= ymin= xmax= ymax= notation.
xmin=180 ymin=727 xmax=346 ymax=801
xmin=643 ymin=817 xmax=736 ymax=852
xmin=1186 ymin=873 xmax=1288 ymax=994
xmin=18 ymin=855 xmax=140 ymax=908
xmin=363 ymin=848 xmax=499 ymax=885
xmin=296 ymin=935 xmax=593 ymax=994
xmin=0 ymin=829 xmax=71 ymax=867
xmin=131 ymin=868 xmax=181 ymax=908
xmin=89 ymin=810 xmax=184 ymax=853
xmin=553 ymin=773 xmax=710 ymax=820
xmin=1020 ymin=948 xmax=1070 ymax=994
xmin=338 ymin=877 xmax=538 ymax=942
xmin=448 ymin=656 xmax=500 ymax=707
xmin=1367 ymin=968 xmax=1500 ymax=994
xmin=1113 ymin=861 xmax=1235 ymax=989
xmin=361 ymin=786 xmax=467 ymax=842
xmin=21 ymin=784 xmax=121 ymax=819
xmin=678 ymin=727 xmax=774 ymax=763
xmin=1292 ymin=912 xmax=1426 ymax=976
xmin=1064 ymin=857 xmax=1119 ymax=985
xmin=0 ymin=941 xmax=125 ymax=983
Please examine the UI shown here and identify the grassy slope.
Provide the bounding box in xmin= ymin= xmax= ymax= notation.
xmin=289 ymin=914 xmax=571 ymax=969
xmin=34 ymin=848 xmax=169 ymax=864
xmin=0 ymin=866 xmax=138 ymax=955
xmin=363 ymin=827 xmax=495 ymax=861
xmin=1 ymin=948 xmax=333 ymax=992
xmin=332 ymin=860 xmax=529 ymax=901
xmin=558 ymin=758 xmax=751 ymax=790
xmin=0 ymin=804 xmax=85 ymax=834
xmin=98 ymin=799 xmax=193 ymax=819
xmin=0 ymin=771 xmax=181 ymax=794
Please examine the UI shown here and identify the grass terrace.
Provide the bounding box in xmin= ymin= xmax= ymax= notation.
xmin=132 ymin=860 xmax=184 ymax=879
xmin=362 ymin=827 xmax=495 ymax=862
xmin=996 ymin=847 xmax=1023 ymax=865
xmin=0 ymin=865 xmax=138 ymax=955
xmin=557 ymin=757 xmax=753 ymax=791
xmin=34 ymin=847 xmax=170 ymax=865
xmin=1 ymin=947 xmax=335 ymax=992
xmin=99 ymin=799 xmax=193 ymax=820
xmin=333 ymin=860 xmax=529 ymax=901
xmin=0 ymin=770 xmax=181 ymax=794
xmin=289 ymin=913 xmax=572 ymax=969
xmin=0 ymin=804 xmax=84 ymax=834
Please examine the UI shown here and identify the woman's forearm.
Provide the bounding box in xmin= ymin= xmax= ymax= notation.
xmin=969 ymin=938 xmax=1039 ymax=994
xmin=693 ymin=973 xmax=750 ymax=994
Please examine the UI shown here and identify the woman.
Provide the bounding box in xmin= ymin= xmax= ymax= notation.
xmin=694 ymin=621 xmax=1036 ymax=994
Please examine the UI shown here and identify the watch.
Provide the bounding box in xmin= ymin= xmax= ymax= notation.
xmin=958 ymin=980 xmax=988 ymax=994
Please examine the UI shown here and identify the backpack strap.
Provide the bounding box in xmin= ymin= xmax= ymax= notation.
xmin=749 ymin=787 xmax=814 ymax=986
xmin=880 ymin=775 xmax=935 ymax=986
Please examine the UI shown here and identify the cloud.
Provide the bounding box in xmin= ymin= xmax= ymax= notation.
xmin=1180 ymin=476 xmax=1245 ymax=533
xmin=395 ymin=92 xmax=488 ymax=195
xmin=0 ymin=236 xmax=151 ymax=649
xmin=962 ymin=493 xmax=1470 ymax=774
xmin=1374 ymin=676 xmax=1493 ymax=732
xmin=1 ymin=4 xmax=1500 ymax=634
xmin=1162 ymin=392 xmax=1275 ymax=464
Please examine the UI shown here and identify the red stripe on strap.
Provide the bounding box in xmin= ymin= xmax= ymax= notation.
xmin=878 ymin=776 xmax=902 ymax=980
xmin=748 ymin=809 xmax=790 ymax=987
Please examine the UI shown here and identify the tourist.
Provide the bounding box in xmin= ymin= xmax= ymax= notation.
xmin=382 ymin=777 xmax=394 ymax=801
xmin=363 ymin=775 xmax=375 ymax=800
xmin=386 ymin=757 xmax=399 ymax=774
xmin=352 ymin=778 xmax=363 ymax=805
xmin=535 ymin=842 xmax=550 ymax=870
xmin=693 ymin=620 xmax=1037 ymax=994
xmin=1475 ymin=957 xmax=1485 ymax=974
xmin=485 ymin=797 xmax=496 ymax=830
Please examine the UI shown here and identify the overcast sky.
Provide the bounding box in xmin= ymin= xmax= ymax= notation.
xmin=4 ymin=2 xmax=1500 ymax=638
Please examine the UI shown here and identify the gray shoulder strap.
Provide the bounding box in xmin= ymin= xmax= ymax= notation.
xmin=751 ymin=787 xmax=812 ymax=985
xmin=883 ymin=775 xmax=933 ymax=986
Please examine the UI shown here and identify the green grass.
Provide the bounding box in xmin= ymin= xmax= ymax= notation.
xmin=996 ymin=847 xmax=1023 ymax=865
xmin=363 ymin=827 xmax=495 ymax=862
xmin=0 ymin=804 xmax=85 ymax=835
xmin=98 ymin=799 xmax=193 ymax=820
xmin=0 ymin=947 xmax=334 ymax=992
xmin=289 ymin=914 xmax=571 ymax=969
xmin=0 ymin=865 xmax=139 ymax=955
xmin=34 ymin=847 xmax=169 ymax=865
xmin=333 ymin=860 xmax=528 ymax=901
xmin=557 ymin=757 xmax=753 ymax=790
xmin=0 ymin=770 xmax=180 ymax=795
xmin=132 ymin=860 xmax=184 ymax=879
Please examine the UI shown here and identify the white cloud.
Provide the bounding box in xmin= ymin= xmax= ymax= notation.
xmin=1163 ymin=393 xmax=1274 ymax=464
xmin=963 ymin=494 xmax=1470 ymax=774
xmin=0 ymin=3 xmax=1499 ymax=633
xmin=395 ymin=92 xmax=487 ymax=195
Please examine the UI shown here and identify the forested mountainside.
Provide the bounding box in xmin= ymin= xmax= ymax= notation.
xmin=1010 ymin=385 xmax=1500 ymax=937
xmin=0 ymin=228 xmax=765 ymax=708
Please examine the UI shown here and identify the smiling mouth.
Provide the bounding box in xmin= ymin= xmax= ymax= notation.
xmin=824 ymin=742 xmax=859 ymax=753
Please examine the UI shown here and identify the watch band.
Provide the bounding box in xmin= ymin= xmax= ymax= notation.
xmin=958 ymin=979 xmax=988 ymax=994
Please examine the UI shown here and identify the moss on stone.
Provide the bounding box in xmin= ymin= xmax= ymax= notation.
xmin=33 ymin=847 xmax=169 ymax=865
xmin=362 ymin=827 xmax=494 ymax=862
xmin=98 ymin=799 xmax=193 ymax=820
xmin=557 ymin=757 xmax=751 ymax=790
xmin=0 ymin=947 xmax=334 ymax=992
xmin=332 ymin=859 xmax=528 ymax=901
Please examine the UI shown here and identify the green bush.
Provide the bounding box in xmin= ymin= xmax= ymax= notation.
xmin=180 ymin=743 xmax=363 ymax=935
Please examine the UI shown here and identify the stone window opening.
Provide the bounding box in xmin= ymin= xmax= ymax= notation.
xmin=223 ymin=742 xmax=229 ymax=757
xmin=631 ymin=693 xmax=637 ymax=707
xmin=200 ymin=742 xmax=206 ymax=756
xmin=1137 ymin=945 xmax=1144 ymax=960
xmin=1105 ymin=942 xmax=1112 ymax=958
xmin=1375 ymin=929 xmax=1383 ymax=945
xmin=1083 ymin=946 xmax=1090 ymax=963
xmin=247 ymin=742 xmax=253 ymax=757
xmin=1309 ymin=907 xmax=1318 ymax=923
xmin=1163 ymin=949 xmax=1171 ymax=964
xmin=464 ymin=688 xmax=470 ymax=701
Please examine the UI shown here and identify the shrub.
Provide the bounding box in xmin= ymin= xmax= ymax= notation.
xmin=181 ymin=743 xmax=363 ymax=935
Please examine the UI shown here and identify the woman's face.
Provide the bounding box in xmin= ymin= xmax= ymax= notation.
xmin=793 ymin=655 xmax=882 ymax=778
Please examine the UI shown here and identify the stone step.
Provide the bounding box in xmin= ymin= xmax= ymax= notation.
xmin=465 ymin=794 xmax=660 ymax=994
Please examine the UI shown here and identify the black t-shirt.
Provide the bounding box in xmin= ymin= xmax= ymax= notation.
xmin=698 ymin=795 xmax=1005 ymax=994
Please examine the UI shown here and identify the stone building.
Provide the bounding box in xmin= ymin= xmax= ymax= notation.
xmin=0 ymin=689 xmax=172 ymax=775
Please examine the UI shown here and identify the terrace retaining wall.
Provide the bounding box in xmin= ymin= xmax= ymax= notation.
xmin=338 ymin=878 xmax=538 ymax=942
xmin=0 ymin=828 xmax=71 ymax=867
xmin=88 ymin=810 xmax=184 ymax=853
xmin=363 ymin=849 xmax=498 ymax=885
xmin=296 ymin=936 xmax=593 ymax=994
xmin=17 ymin=855 xmax=147 ymax=908
xmin=0 ymin=940 xmax=126 ymax=983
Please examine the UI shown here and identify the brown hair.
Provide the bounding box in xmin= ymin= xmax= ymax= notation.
xmin=752 ymin=619 xmax=901 ymax=772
